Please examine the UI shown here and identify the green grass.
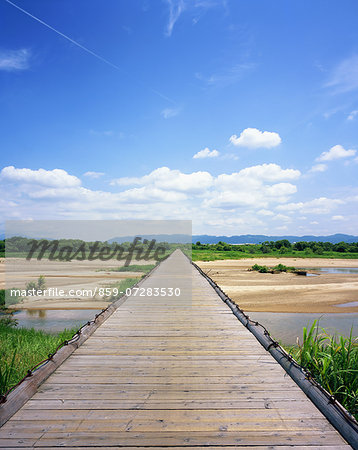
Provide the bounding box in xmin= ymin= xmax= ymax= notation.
xmin=286 ymin=321 xmax=358 ymax=420
xmin=103 ymin=264 xmax=156 ymax=273
xmin=251 ymin=263 xmax=298 ymax=273
xmin=0 ymin=276 xmax=143 ymax=397
xmin=105 ymin=277 xmax=142 ymax=301
xmin=192 ymin=249 xmax=358 ymax=261
xmin=0 ymin=325 xmax=77 ymax=396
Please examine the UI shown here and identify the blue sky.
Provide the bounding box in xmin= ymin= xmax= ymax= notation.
xmin=0 ymin=0 xmax=358 ymax=236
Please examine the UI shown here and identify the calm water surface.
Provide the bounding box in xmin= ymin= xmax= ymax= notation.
xmin=12 ymin=309 xmax=101 ymax=333
xmin=303 ymin=267 xmax=358 ymax=274
xmin=246 ymin=311 xmax=358 ymax=345
xmin=317 ymin=267 xmax=358 ymax=274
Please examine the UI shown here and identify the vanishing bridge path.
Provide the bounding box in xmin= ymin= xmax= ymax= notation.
xmin=0 ymin=250 xmax=350 ymax=448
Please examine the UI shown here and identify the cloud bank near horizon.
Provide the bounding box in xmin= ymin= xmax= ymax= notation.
xmin=0 ymin=161 xmax=354 ymax=235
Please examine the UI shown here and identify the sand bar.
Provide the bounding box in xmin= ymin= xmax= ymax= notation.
xmin=197 ymin=258 xmax=358 ymax=313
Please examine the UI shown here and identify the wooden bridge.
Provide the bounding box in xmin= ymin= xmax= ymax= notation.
xmin=0 ymin=250 xmax=351 ymax=448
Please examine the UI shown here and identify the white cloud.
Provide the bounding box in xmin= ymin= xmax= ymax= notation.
xmin=216 ymin=164 xmax=300 ymax=188
xmin=310 ymin=163 xmax=327 ymax=173
xmin=110 ymin=163 xmax=299 ymax=212
xmin=229 ymin=128 xmax=282 ymax=149
xmin=2 ymin=164 xmax=353 ymax=236
xmin=204 ymin=191 xmax=267 ymax=209
xmin=325 ymin=55 xmax=358 ymax=93
xmin=164 ymin=0 xmax=225 ymax=37
xmin=116 ymin=186 xmax=187 ymax=203
xmin=165 ymin=0 xmax=185 ymax=36
xmin=204 ymin=164 xmax=299 ymax=210
xmin=316 ymin=144 xmax=356 ymax=162
xmin=0 ymin=166 xmax=81 ymax=188
xmin=161 ymin=108 xmax=180 ymax=119
xmin=193 ymin=148 xmax=219 ymax=159
xmin=0 ymin=49 xmax=30 ymax=71
xmin=332 ymin=215 xmax=345 ymax=221
xmin=264 ymin=183 xmax=297 ymax=200
xmin=111 ymin=167 xmax=213 ymax=193
xmin=347 ymin=110 xmax=358 ymax=121
xmin=83 ymin=171 xmax=105 ymax=178
xmin=257 ymin=209 xmax=274 ymax=216
xmin=277 ymin=197 xmax=344 ymax=214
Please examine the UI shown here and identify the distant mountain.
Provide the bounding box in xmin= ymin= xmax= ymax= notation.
xmin=2 ymin=232 xmax=356 ymax=245
xmin=192 ymin=233 xmax=358 ymax=244
xmin=108 ymin=234 xmax=191 ymax=244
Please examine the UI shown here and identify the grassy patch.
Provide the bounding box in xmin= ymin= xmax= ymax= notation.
xmin=251 ymin=263 xmax=298 ymax=273
xmin=0 ymin=325 xmax=77 ymax=396
xmin=104 ymin=277 xmax=141 ymax=301
xmin=285 ymin=322 xmax=358 ymax=420
xmin=103 ymin=264 xmax=156 ymax=273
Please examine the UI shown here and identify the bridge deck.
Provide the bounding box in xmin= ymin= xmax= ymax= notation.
xmin=0 ymin=251 xmax=349 ymax=448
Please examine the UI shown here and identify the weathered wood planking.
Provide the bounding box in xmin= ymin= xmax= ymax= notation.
xmin=0 ymin=250 xmax=350 ymax=448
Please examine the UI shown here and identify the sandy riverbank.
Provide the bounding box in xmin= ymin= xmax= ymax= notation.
xmin=1 ymin=258 xmax=152 ymax=309
xmin=197 ymin=258 xmax=358 ymax=313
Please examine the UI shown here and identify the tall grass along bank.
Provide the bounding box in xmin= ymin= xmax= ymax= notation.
xmin=0 ymin=326 xmax=77 ymax=397
xmin=287 ymin=321 xmax=358 ymax=420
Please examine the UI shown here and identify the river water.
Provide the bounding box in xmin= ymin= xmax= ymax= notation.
xmin=12 ymin=309 xmax=101 ymax=333
xmin=246 ymin=311 xmax=358 ymax=345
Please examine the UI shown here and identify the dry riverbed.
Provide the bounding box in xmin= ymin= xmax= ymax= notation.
xmin=1 ymin=258 xmax=155 ymax=309
xmin=196 ymin=258 xmax=358 ymax=313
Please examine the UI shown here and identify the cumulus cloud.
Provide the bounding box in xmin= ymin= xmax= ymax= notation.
xmin=229 ymin=128 xmax=282 ymax=149
xmin=110 ymin=163 xmax=299 ymax=212
xmin=257 ymin=209 xmax=274 ymax=216
xmin=83 ymin=171 xmax=105 ymax=178
xmin=203 ymin=164 xmax=299 ymax=210
xmin=193 ymin=148 xmax=219 ymax=159
xmin=216 ymin=164 xmax=300 ymax=189
xmin=117 ymin=187 xmax=187 ymax=204
xmin=111 ymin=167 xmax=214 ymax=193
xmin=277 ymin=197 xmax=344 ymax=214
xmin=0 ymin=49 xmax=30 ymax=71
xmin=310 ymin=163 xmax=327 ymax=173
xmin=0 ymin=166 xmax=81 ymax=188
xmin=3 ymin=163 xmax=351 ymax=235
xmin=203 ymin=190 xmax=266 ymax=209
xmin=316 ymin=144 xmax=356 ymax=162
xmin=332 ymin=215 xmax=345 ymax=221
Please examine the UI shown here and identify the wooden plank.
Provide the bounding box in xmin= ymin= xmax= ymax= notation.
xmin=0 ymin=417 xmax=335 ymax=432
xmin=21 ymin=398 xmax=322 ymax=410
xmin=2 ymin=447 xmax=353 ymax=450
xmin=0 ymin=431 xmax=349 ymax=447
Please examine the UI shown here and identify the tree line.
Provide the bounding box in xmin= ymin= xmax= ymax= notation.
xmin=193 ymin=239 xmax=358 ymax=254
